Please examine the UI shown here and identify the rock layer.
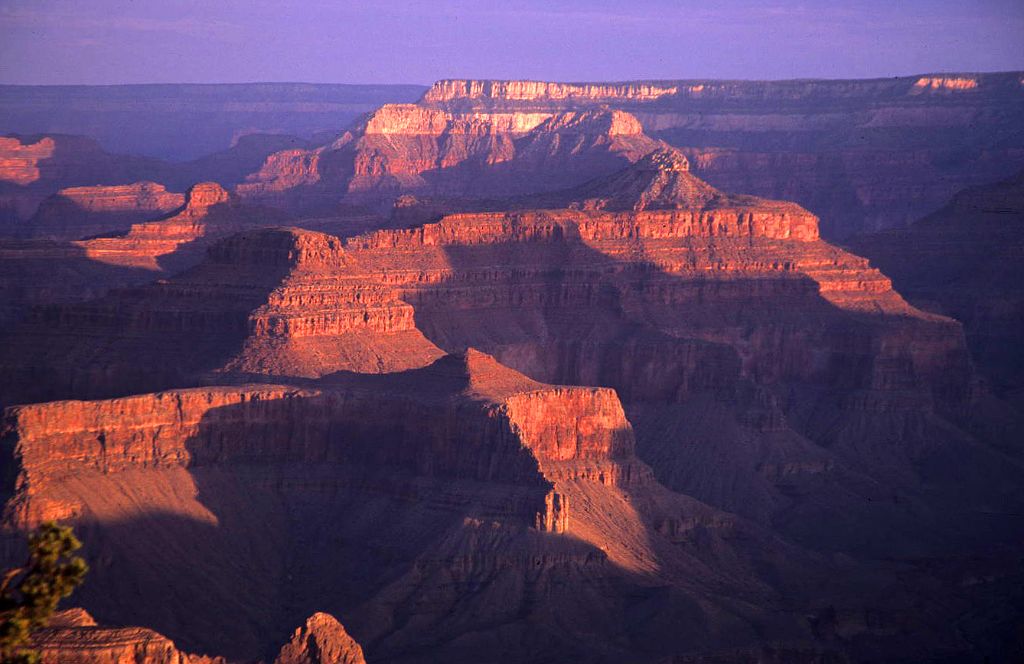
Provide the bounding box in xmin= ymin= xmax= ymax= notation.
xmin=25 ymin=182 xmax=184 ymax=240
xmin=275 ymin=613 xmax=366 ymax=664
xmin=0 ymin=351 xmax=808 ymax=662
xmin=238 ymin=105 xmax=668 ymax=211
xmin=417 ymin=73 xmax=1024 ymax=237
xmin=31 ymin=610 xmax=223 ymax=664
xmin=849 ymin=169 xmax=1024 ymax=395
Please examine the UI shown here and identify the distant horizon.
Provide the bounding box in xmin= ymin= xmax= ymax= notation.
xmin=1 ymin=1 xmax=1022 ymax=86
xmin=1 ymin=68 xmax=1023 ymax=89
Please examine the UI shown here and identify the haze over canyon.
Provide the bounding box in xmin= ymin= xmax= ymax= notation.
xmin=1 ymin=37 xmax=1024 ymax=664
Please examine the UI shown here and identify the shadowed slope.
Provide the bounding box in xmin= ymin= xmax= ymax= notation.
xmin=1 ymin=351 xmax=837 ymax=662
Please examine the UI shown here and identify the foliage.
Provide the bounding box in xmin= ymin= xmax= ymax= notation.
xmin=0 ymin=522 xmax=88 ymax=664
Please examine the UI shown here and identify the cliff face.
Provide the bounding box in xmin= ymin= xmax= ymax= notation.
xmin=30 ymin=608 xmax=365 ymax=664
xmin=416 ymin=73 xmax=1024 ymax=238
xmin=1 ymin=130 xmax=1019 ymax=662
xmin=0 ymin=351 xmax=800 ymax=662
xmin=238 ymin=104 xmax=667 ymax=211
xmin=0 ymin=164 xmax=985 ymax=549
xmin=849 ymin=170 xmax=1024 ymax=396
xmin=0 ymin=182 xmax=291 ymax=329
xmin=0 ymin=352 xmax=639 ymax=540
xmin=275 ymin=613 xmax=366 ymax=664
xmin=25 ymin=182 xmax=185 ymax=240
xmin=0 ymin=159 xmax=968 ymax=423
xmin=75 ymin=181 xmax=289 ymax=272
xmin=0 ymin=135 xmax=179 ymax=232
xmin=422 ymin=79 xmax=680 ymax=104
xmin=422 ymin=74 xmax=1021 ymax=105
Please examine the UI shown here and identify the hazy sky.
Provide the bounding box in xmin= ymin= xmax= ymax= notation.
xmin=1 ymin=0 xmax=1022 ymax=85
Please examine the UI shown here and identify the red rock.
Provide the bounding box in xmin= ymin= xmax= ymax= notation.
xmin=73 ymin=181 xmax=289 ymax=272
xmin=415 ymin=74 xmax=1024 ymax=238
xmin=0 ymin=134 xmax=177 ymax=232
xmin=0 ymin=350 xmax=821 ymax=661
xmin=26 ymin=182 xmax=184 ymax=240
xmin=274 ymin=613 xmax=366 ymax=664
xmin=31 ymin=610 xmax=223 ymax=664
xmin=238 ymin=104 xmax=668 ymax=211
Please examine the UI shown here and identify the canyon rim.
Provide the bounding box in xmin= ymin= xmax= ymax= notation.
xmin=1 ymin=2 xmax=1023 ymax=663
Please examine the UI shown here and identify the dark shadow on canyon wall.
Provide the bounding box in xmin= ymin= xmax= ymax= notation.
xmin=0 ymin=238 xmax=296 ymax=407
xmin=60 ymin=388 xmax=762 ymax=664
xmin=404 ymin=229 xmax=1024 ymax=559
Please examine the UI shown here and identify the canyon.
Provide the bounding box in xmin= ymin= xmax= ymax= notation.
xmin=849 ymin=169 xmax=1024 ymax=402
xmin=0 ymin=74 xmax=1022 ymax=664
xmin=6 ymin=72 xmax=1022 ymax=241
xmin=418 ymin=73 xmax=1024 ymax=238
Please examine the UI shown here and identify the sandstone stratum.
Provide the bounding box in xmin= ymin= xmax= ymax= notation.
xmin=0 ymin=75 xmax=1022 ymax=664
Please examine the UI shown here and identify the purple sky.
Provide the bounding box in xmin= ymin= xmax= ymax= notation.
xmin=1 ymin=0 xmax=1022 ymax=85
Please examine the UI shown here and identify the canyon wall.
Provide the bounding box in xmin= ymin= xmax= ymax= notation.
xmin=0 ymin=351 xmax=811 ymax=662
xmin=418 ymin=73 xmax=1024 ymax=237
xmin=849 ymin=169 xmax=1024 ymax=397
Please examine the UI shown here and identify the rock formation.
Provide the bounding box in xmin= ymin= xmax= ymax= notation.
xmin=0 ymin=134 xmax=178 ymax=232
xmin=2 ymin=349 xmax=830 ymax=662
xmin=76 ymin=181 xmax=289 ymax=272
xmin=1 ymin=86 xmax=1022 ymax=663
xmin=30 ymin=609 xmax=224 ymax=664
xmin=416 ymin=73 xmax=1024 ymax=238
xmin=849 ymin=169 xmax=1024 ymax=397
xmin=28 ymin=608 xmax=368 ymax=664
xmin=26 ymin=182 xmax=185 ymax=240
xmin=275 ymin=613 xmax=366 ymax=664
xmin=238 ymin=104 xmax=668 ymax=212
xmin=1 ymin=161 xmax=1002 ymax=571
xmin=0 ymin=181 xmax=290 ymax=328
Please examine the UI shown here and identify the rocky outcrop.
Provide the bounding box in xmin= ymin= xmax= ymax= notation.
xmin=26 ymin=182 xmax=185 ymax=240
xmin=74 ymin=181 xmax=289 ymax=271
xmin=0 ymin=134 xmax=178 ymax=232
xmin=415 ymin=73 xmax=1024 ymax=238
xmin=1 ymin=350 xmax=640 ymax=533
xmin=0 ymin=158 xmax=962 ymax=412
xmin=275 ymin=613 xmax=366 ymax=664
xmin=0 ymin=349 xmax=803 ymax=663
xmin=31 ymin=609 xmax=223 ymax=664
xmin=1 ymin=146 xmax=1018 ymax=663
xmin=558 ymin=148 xmax=715 ymax=211
xmin=238 ymin=104 xmax=668 ymax=211
xmin=0 ymin=181 xmax=291 ymax=329
xmin=30 ymin=608 xmax=368 ymax=664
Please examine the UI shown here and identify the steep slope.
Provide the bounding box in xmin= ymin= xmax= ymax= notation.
xmin=29 ymin=608 xmax=366 ymax=664
xmin=1 ymin=162 xmax=1003 ymax=548
xmin=78 ymin=181 xmax=291 ymax=272
xmin=2 ymin=160 xmax=1020 ymax=662
xmin=24 ymin=181 xmax=185 ymax=240
xmin=559 ymin=148 xmax=717 ymax=211
xmin=0 ymin=134 xmax=179 ymax=232
xmin=31 ymin=609 xmax=224 ymax=664
xmin=849 ymin=170 xmax=1024 ymax=398
xmin=275 ymin=613 xmax=366 ymax=664
xmin=1 ymin=352 xmax=836 ymax=663
xmin=238 ymin=105 xmax=667 ymax=212
xmin=0 ymin=182 xmax=290 ymax=328
xmin=418 ymin=73 xmax=1024 ymax=238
